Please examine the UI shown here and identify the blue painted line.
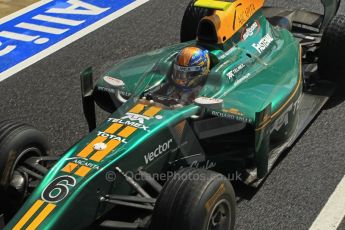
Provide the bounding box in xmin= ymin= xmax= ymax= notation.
xmin=0 ymin=0 xmax=146 ymax=79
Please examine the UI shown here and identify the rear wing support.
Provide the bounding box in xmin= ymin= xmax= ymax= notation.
xmin=254 ymin=104 xmax=272 ymax=179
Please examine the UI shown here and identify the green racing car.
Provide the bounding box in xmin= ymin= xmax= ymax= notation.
xmin=1 ymin=0 xmax=345 ymax=229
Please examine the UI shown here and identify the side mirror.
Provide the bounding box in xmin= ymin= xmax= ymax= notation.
xmin=103 ymin=76 xmax=125 ymax=88
xmin=194 ymin=97 xmax=224 ymax=110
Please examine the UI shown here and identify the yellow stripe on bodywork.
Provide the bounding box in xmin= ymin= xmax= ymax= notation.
xmin=61 ymin=162 xmax=78 ymax=173
xmin=74 ymin=166 xmax=92 ymax=177
xmin=13 ymin=200 xmax=44 ymax=230
xmin=77 ymin=136 xmax=107 ymax=158
xmin=195 ymin=0 xmax=232 ymax=10
xmin=117 ymin=126 xmax=137 ymax=138
xmin=26 ymin=203 xmax=56 ymax=230
xmin=90 ymin=140 xmax=121 ymax=162
xmin=143 ymin=106 xmax=161 ymax=117
xmin=105 ymin=123 xmax=123 ymax=134
xmin=129 ymin=104 xmax=145 ymax=114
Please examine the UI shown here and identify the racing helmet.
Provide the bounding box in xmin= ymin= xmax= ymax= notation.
xmin=172 ymin=46 xmax=210 ymax=89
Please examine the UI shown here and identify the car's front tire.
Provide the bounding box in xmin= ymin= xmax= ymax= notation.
xmin=318 ymin=15 xmax=345 ymax=81
xmin=150 ymin=168 xmax=236 ymax=230
xmin=0 ymin=120 xmax=49 ymax=220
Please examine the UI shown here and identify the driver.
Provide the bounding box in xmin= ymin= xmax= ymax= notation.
xmin=168 ymin=46 xmax=211 ymax=106
xmin=146 ymin=46 xmax=211 ymax=107
xmin=172 ymin=46 xmax=210 ymax=91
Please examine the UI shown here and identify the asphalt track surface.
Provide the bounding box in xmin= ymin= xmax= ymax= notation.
xmin=0 ymin=0 xmax=345 ymax=229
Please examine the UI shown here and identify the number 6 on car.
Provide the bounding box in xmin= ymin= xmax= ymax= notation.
xmin=41 ymin=176 xmax=76 ymax=203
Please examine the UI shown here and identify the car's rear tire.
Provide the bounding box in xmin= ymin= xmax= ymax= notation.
xmin=150 ymin=168 xmax=236 ymax=230
xmin=0 ymin=120 xmax=49 ymax=220
xmin=318 ymin=15 xmax=345 ymax=81
xmin=180 ymin=0 xmax=214 ymax=42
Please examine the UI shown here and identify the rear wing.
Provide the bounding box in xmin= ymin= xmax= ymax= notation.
xmin=194 ymin=0 xmax=265 ymax=44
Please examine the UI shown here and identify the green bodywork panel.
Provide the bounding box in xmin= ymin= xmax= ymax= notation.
xmin=102 ymin=11 xmax=300 ymax=123
xmin=5 ymin=8 xmax=302 ymax=230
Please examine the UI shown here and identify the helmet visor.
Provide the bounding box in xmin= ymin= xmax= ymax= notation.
xmin=173 ymin=64 xmax=207 ymax=87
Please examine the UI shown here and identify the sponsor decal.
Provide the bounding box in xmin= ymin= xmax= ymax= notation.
xmin=61 ymin=160 xmax=94 ymax=177
xmin=103 ymin=76 xmax=125 ymax=87
xmin=108 ymin=113 xmax=150 ymax=131
xmin=144 ymin=139 xmax=173 ymax=164
xmin=211 ymin=110 xmax=253 ymax=123
xmin=241 ymin=20 xmax=260 ymax=40
xmin=218 ymin=47 xmax=241 ymax=60
xmin=252 ymin=34 xmax=274 ymax=54
xmin=0 ymin=0 xmax=149 ymax=81
xmin=223 ymin=108 xmax=244 ymax=116
xmin=171 ymin=140 xmax=188 ymax=153
xmin=97 ymin=131 xmax=128 ymax=143
xmin=121 ymin=112 xmax=149 ymax=124
xmin=205 ymin=183 xmax=226 ymax=212
xmin=227 ymin=63 xmax=246 ymax=80
xmin=73 ymin=158 xmax=100 ymax=170
xmin=214 ymin=60 xmax=231 ymax=72
xmin=98 ymin=86 xmax=116 ymax=94
xmin=235 ymin=3 xmax=256 ymax=27
xmin=98 ymin=86 xmax=131 ymax=97
xmin=234 ymin=73 xmax=252 ymax=85
xmin=190 ymin=160 xmax=217 ymax=170
xmin=119 ymin=90 xmax=131 ymax=97
xmin=270 ymin=97 xmax=300 ymax=133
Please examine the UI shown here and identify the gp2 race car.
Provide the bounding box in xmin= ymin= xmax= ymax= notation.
xmin=1 ymin=0 xmax=345 ymax=229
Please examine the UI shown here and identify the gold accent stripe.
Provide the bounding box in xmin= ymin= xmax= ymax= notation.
xmin=61 ymin=162 xmax=78 ymax=173
xmin=77 ymin=136 xmax=107 ymax=158
xmin=13 ymin=200 xmax=44 ymax=230
xmin=105 ymin=123 xmax=123 ymax=134
xmin=143 ymin=106 xmax=161 ymax=117
xmin=74 ymin=166 xmax=92 ymax=177
xmin=129 ymin=104 xmax=145 ymax=114
xmin=117 ymin=126 xmax=137 ymax=138
xmin=90 ymin=140 xmax=121 ymax=162
xmin=26 ymin=203 xmax=56 ymax=230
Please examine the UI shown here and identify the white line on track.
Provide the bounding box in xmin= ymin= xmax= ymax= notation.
xmin=0 ymin=0 xmax=149 ymax=82
xmin=0 ymin=0 xmax=53 ymax=25
xmin=309 ymin=175 xmax=345 ymax=230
